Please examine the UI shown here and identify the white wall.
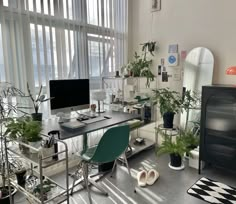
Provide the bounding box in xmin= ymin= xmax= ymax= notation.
xmin=128 ymin=0 xmax=236 ymax=85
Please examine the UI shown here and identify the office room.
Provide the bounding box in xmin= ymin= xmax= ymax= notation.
xmin=0 ymin=0 xmax=236 ymax=203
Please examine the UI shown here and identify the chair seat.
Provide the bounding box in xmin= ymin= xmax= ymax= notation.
xmin=80 ymin=146 xmax=97 ymax=161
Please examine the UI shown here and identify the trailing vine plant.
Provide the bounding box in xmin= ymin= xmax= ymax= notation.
xmin=121 ymin=41 xmax=157 ymax=87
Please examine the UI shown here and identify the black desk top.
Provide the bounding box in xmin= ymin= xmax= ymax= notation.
xmin=42 ymin=111 xmax=141 ymax=140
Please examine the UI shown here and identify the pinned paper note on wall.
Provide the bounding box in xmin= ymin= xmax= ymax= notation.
xmin=168 ymin=44 xmax=178 ymax=53
xmin=181 ymin=50 xmax=187 ymax=60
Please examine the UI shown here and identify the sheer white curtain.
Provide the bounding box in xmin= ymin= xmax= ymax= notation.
xmin=86 ymin=0 xmax=128 ymax=89
xmin=0 ymin=0 xmax=128 ymax=116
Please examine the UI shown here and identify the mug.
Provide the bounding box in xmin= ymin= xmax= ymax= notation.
xmin=90 ymin=104 xmax=96 ymax=112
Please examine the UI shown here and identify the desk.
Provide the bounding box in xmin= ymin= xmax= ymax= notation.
xmin=43 ymin=111 xmax=140 ymax=194
xmin=43 ymin=111 xmax=141 ymax=152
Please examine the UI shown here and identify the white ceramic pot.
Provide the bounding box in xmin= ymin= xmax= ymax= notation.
xmin=41 ymin=146 xmax=54 ymax=163
xmin=29 ymin=141 xmax=42 ymax=153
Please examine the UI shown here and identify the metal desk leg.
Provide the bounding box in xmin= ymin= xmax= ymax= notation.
xmin=70 ymin=133 xmax=88 ymax=194
xmin=82 ymin=133 xmax=88 ymax=154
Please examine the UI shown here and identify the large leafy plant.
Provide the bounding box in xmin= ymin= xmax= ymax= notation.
xmin=5 ymin=116 xmax=42 ymax=142
xmin=152 ymin=88 xmax=182 ymax=116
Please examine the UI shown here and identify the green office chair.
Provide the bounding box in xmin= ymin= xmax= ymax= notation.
xmin=70 ymin=125 xmax=132 ymax=203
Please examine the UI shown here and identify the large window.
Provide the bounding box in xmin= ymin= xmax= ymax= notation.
xmin=0 ymin=0 xmax=128 ymax=91
xmin=0 ymin=24 xmax=5 ymax=82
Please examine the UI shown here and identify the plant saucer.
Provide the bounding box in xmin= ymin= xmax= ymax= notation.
xmin=168 ymin=162 xmax=185 ymax=171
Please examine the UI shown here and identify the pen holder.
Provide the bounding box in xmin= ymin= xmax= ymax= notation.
xmin=41 ymin=146 xmax=54 ymax=163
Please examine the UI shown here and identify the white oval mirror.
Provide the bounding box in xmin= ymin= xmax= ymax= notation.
xmin=181 ymin=47 xmax=214 ymax=129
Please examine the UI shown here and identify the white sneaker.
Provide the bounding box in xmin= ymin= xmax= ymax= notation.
xmin=137 ymin=170 xmax=147 ymax=187
xmin=146 ymin=169 xmax=159 ymax=185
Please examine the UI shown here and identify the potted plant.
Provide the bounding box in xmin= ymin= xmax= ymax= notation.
xmin=0 ymin=83 xmax=28 ymax=204
xmin=5 ymin=116 xmax=37 ymax=154
xmin=157 ymin=134 xmax=187 ymax=168
xmin=27 ymin=83 xmax=52 ymax=121
xmin=181 ymin=90 xmax=197 ymax=111
xmin=11 ymin=160 xmax=27 ymax=187
xmin=152 ymin=88 xmax=182 ymax=128
xmin=180 ymin=129 xmax=199 ymax=157
xmin=181 ymin=89 xmax=200 ymax=130
xmin=121 ymin=41 xmax=156 ymax=87
xmin=141 ymin=41 xmax=156 ymax=56
xmin=5 ymin=117 xmax=28 ymax=153
xmin=23 ymin=119 xmax=42 ymax=153
xmin=33 ymin=179 xmax=57 ymax=201
xmin=6 ymin=116 xmax=43 ymax=153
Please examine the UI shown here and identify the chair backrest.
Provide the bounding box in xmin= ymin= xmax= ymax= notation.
xmin=90 ymin=125 xmax=130 ymax=163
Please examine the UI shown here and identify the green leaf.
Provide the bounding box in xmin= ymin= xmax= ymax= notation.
xmin=152 ymin=88 xmax=182 ymax=116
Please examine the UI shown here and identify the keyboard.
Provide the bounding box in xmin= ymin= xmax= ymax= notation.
xmin=82 ymin=117 xmax=106 ymax=124
xmin=61 ymin=121 xmax=85 ymax=129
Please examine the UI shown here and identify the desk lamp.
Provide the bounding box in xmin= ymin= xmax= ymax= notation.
xmin=91 ymin=90 xmax=106 ymax=113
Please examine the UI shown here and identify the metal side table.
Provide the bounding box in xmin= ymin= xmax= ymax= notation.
xmin=156 ymin=124 xmax=179 ymax=146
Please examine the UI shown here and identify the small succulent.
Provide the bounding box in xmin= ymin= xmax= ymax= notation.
xmin=33 ymin=179 xmax=57 ymax=195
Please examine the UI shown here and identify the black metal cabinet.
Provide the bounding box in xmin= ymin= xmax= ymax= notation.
xmin=199 ymin=85 xmax=236 ymax=173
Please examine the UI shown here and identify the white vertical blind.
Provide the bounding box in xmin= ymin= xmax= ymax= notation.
xmin=0 ymin=0 xmax=128 ymax=116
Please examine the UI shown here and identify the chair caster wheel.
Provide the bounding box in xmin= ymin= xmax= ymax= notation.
xmin=134 ymin=189 xmax=136 ymax=193
xmin=105 ymin=193 xmax=109 ymax=196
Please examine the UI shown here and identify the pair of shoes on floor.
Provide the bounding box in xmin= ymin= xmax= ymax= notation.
xmin=137 ymin=169 xmax=159 ymax=187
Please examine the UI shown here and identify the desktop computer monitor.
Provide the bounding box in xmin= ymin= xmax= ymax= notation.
xmin=49 ymin=79 xmax=90 ymax=115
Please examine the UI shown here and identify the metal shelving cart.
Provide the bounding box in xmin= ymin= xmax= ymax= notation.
xmin=102 ymin=76 xmax=157 ymax=161
xmin=5 ymin=134 xmax=69 ymax=204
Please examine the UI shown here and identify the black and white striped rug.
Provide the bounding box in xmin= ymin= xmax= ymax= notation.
xmin=187 ymin=177 xmax=236 ymax=204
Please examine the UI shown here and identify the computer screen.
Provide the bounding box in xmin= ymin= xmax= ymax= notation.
xmin=49 ymin=79 xmax=90 ymax=114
